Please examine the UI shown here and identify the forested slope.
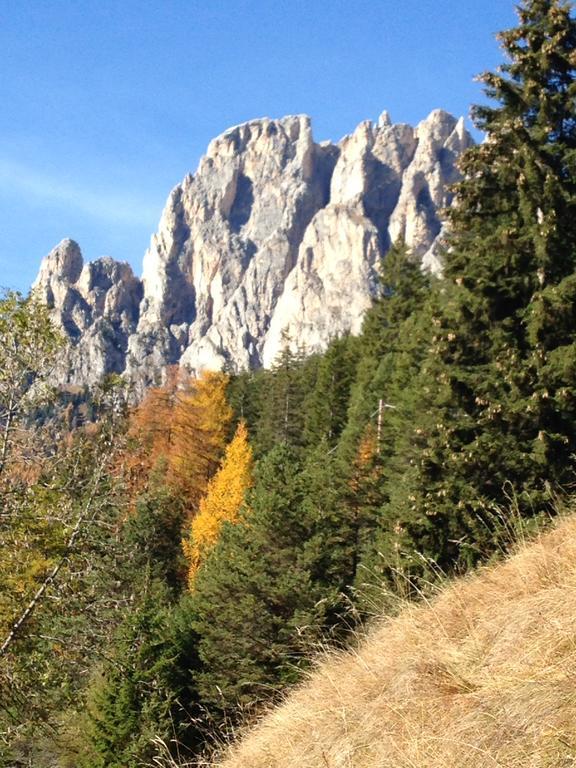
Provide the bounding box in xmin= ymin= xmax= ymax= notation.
xmin=2 ymin=2 xmax=576 ymax=766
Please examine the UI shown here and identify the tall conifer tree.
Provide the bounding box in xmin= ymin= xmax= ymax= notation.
xmin=189 ymin=443 xmax=355 ymax=718
xmin=384 ymin=0 xmax=576 ymax=575
xmin=303 ymin=335 xmax=358 ymax=449
xmin=254 ymin=344 xmax=315 ymax=454
xmin=338 ymin=239 xmax=431 ymax=461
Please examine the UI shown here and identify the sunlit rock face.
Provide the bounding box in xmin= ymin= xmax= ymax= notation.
xmin=126 ymin=115 xmax=336 ymax=389
xmin=33 ymin=110 xmax=473 ymax=394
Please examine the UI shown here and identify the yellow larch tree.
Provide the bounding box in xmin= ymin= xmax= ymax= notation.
xmin=184 ymin=419 xmax=253 ymax=588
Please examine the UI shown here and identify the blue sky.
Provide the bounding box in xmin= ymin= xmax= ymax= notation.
xmin=0 ymin=0 xmax=517 ymax=292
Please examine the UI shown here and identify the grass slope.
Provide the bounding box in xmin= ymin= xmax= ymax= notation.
xmin=211 ymin=516 xmax=576 ymax=768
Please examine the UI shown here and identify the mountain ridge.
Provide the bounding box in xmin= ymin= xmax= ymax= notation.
xmin=33 ymin=109 xmax=473 ymax=394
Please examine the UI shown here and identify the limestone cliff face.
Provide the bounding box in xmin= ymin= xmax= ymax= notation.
xmin=127 ymin=115 xmax=335 ymax=386
xmin=33 ymin=110 xmax=473 ymax=393
xmin=262 ymin=110 xmax=471 ymax=366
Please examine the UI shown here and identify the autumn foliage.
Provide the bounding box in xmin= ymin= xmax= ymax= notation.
xmin=122 ymin=367 xmax=232 ymax=510
xmin=168 ymin=370 xmax=233 ymax=505
xmin=184 ymin=420 xmax=253 ymax=588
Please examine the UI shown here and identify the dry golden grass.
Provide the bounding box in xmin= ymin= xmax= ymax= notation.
xmin=206 ymin=515 xmax=576 ymax=768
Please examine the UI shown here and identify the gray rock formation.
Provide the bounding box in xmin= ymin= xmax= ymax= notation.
xmin=33 ymin=239 xmax=142 ymax=386
xmin=33 ymin=109 xmax=473 ymax=394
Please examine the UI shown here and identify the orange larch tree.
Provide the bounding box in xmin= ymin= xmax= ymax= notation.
xmin=120 ymin=367 xmax=232 ymax=512
xmin=168 ymin=370 xmax=232 ymax=506
xmin=119 ymin=366 xmax=180 ymax=501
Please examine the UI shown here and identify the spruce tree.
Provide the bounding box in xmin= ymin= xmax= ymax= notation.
xmin=381 ymin=0 xmax=576 ymax=577
xmin=226 ymin=368 xmax=266 ymax=436
xmin=190 ymin=443 xmax=355 ymax=720
xmin=338 ymin=239 xmax=431 ymax=461
xmin=303 ymin=335 xmax=359 ymax=449
xmin=254 ymin=344 xmax=317 ymax=454
xmin=84 ymin=585 xmax=201 ymax=768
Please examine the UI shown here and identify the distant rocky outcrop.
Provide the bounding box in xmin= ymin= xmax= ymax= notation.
xmin=33 ymin=109 xmax=473 ymax=394
xmin=33 ymin=239 xmax=142 ymax=385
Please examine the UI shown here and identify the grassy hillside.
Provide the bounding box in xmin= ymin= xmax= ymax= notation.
xmin=205 ymin=515 xmax=576 ymax=768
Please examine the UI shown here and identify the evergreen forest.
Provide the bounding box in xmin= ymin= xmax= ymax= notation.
xmin=2 ymin=1 xmax=576 ymax=765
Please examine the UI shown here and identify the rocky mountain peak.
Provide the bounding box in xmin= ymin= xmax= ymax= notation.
xmin=34 ymin=240 xmax=142 ymax=382
xmin=34 ymin=109 xmax=473 ymax=395
xmin=34 ymin=239 xmax=83 ymax=299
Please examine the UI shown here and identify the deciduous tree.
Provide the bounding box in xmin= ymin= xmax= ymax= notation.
xmin=184 ymin=420 xmax=253 ymax=587
xmin=0 ymin=290 xmax=62 ymax=480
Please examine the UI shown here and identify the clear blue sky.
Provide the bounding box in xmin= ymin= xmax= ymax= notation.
xmin=0 ymin=0 xmax=518 ymax=292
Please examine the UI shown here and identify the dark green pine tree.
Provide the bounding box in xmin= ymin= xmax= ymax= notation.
xmin=303 ymin=334 xmax=359 ymax=449
xmin=338 ymin=239 xmax=431 ymax=462
xmin=122 ymin=485 xmax=188 ymax=593
xmin=84 ymin=584 xmax=201 ymax=768
xmin=190 ymin=443 xmax=356 ymax=722
xmin=226 ymin=368 xmax=267 ymax=438
xmin=300 ymin=240 xmax=433 ymax=608
xmin=344 ymin=293 xmax=442 ymax=606
xmin=363 ymin=238 xmax=432 ymax=359
xmin=380 ymin=0 xmax=576 ymax=579
xmin=253 ymin=342 xmax=318 ymax=454
xmin=82 ymin=487 xmax=201 ymax=767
